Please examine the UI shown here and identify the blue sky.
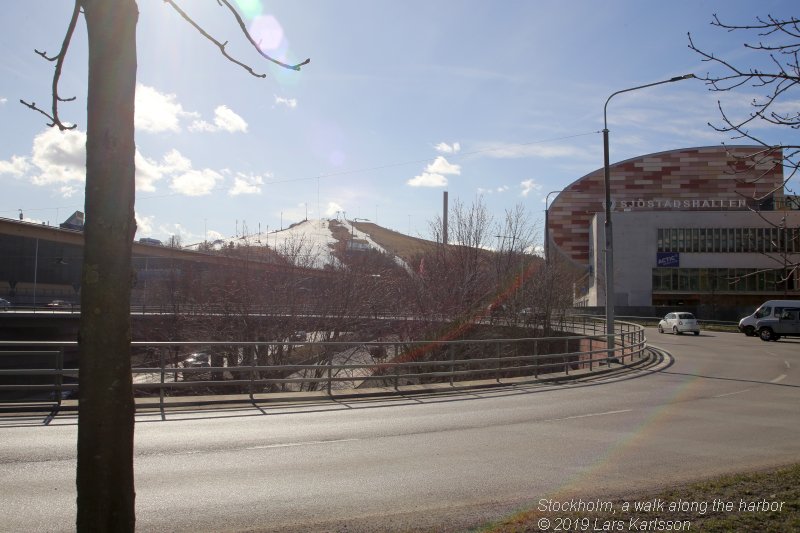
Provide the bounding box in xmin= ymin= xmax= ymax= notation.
xmin=1 ymin=0 xmax=797 ymax=245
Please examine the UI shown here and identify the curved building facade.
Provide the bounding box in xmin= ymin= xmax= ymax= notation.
xmin=547 ymin=146 xmax=799 ymax=311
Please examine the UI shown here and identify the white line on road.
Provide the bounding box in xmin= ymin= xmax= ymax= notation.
xmin=712 ymin=389 xmax=751 ymax=398
xmin=544 ymin=409 xmax=632 ymax=423
xmin=770 ymin=374 xmax=787 ymax=383
xmin=786 ymin=361 xmax=791 ymax=370
xmin=246 ymin=438 xmax=360 ymax=450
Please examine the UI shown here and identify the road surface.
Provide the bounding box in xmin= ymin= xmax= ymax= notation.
xmin=1 ymin=328 xmax=798 ymax=532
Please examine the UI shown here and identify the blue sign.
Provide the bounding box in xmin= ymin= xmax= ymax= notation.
xmin=657 ymin=252 xmax=680 ymax=268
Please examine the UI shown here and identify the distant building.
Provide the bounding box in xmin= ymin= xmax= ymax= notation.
xmin=546 ymin=146 xmax=800 ymax=312
xmin=59 ymin=211 xmax=85 ymax=231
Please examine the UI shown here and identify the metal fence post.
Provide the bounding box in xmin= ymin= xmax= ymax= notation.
xmin=564 ymin=338 xmax=569 ymax=375
xmin=496 ymin=341 xmax=501 ymax=383
xmin=249 ymin=348 xmax=256 ymax=401
xmin=534 ymin=339 xmax=538 ymax=379
xmin=327 ymin=350 xmax=333 ymax=396
xmin=159 ymin=349 xmax=165 ymax=410
xmin=394 ymin=347 xmax=400 ymax=391
xmin=449 ymin=345 xmax=455 ymax=386
xmin=622 ymin=334 xmax=627 ymax=363
xmin=56 ymin=348 xmax=64 ymax=407
xmin=589 ymin=337 xmax=593 ymax=371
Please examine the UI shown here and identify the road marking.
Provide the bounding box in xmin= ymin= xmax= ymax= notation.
xmin=713 ymin=389 xmax=751 ymax=398
xmin=246 ymin=438 xmax=360 ymax=450
xmin=770 ymin=374 xmax=787 ymax=383
xmin=786 ymin=361 xmax=791 ymax=370
xmin=545 ymin=409 xmax=632 ymax=423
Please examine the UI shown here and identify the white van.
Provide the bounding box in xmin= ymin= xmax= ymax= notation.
xmin=738 ymin=300 xmax=800 ymax=336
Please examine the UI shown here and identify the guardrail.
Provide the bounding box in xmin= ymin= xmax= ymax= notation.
xmin=0 ymin=316 xmax=647 ymax=409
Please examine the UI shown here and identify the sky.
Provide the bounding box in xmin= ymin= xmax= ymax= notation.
xmin=1 ymin=0 xmax=798 ymax=246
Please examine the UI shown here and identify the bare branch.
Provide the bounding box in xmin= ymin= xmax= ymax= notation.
xmin=164 ymin=0 xmax=310 ymax=78
xmin=216 ymin=0 xmax=310 ymax=71
xmin=688 ymin=14 xmax=800 ymax=183
xmin=21 ymin=0 xmax=80 ymax=130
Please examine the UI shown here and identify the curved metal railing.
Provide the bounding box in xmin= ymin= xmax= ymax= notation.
xmin=0 ymin=316 xmax=647 ymax=409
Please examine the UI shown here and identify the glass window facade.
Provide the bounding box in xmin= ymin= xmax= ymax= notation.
xmin=657 ymin=227 xmax=800 ymax=254
xmin=652 ymin=267 xmax=798 ymax=293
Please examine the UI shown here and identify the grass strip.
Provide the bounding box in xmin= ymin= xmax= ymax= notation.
xmin=481 ymin=463 xmax=800 ymax=532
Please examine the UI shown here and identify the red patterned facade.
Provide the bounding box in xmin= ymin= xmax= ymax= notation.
xmin=547 ymin=146 xmax=784 ymax=267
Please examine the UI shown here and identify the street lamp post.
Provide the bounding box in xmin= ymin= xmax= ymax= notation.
xmin=544 ymin=190 xmax=563 ymax=262
xmin=602 ymin=74 xmax=694 ymax=355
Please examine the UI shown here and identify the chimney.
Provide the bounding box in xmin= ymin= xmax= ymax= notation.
xmin=442 ymin=191 xmax=448 ymax=245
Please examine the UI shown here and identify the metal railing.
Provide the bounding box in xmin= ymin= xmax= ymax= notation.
xmin=0 ymin=316 xmax=647 ymax=409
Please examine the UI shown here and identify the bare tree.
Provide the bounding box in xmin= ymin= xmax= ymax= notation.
xmin=688 ymin=14 xmax=799 ymax=193
xmin=22 ymin=1 xmax=308 ymax=529
xmin=492 ymin=203 xmax=539 ymax=320
xmin=689 ymin=13 xmax=799 ymax=290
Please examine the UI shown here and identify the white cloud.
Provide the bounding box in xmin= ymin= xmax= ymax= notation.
xmin=476 ymin=141 xmax=587 ymax=159
xmin=134 ymin=152 xmax=163 ymax=192
xmin=407 ymin=155 xmax=461 ymax=188
xmin=325 ymin=202 xmax=343 ymax=217
xmin=229 ymin=172 xmax=264 ymax=196
xmin=275 ymin=95 xmax=298 ymax=109
xmin=29 ymin=128 xmax=86 ymax=186
xmin=135 ymin=84 xmax=198 ymax=133
xmin=426 ymin=156 xmax=461 ymax=175
xmin=59 ymin=185 xmax=79 ymax=197
xmin=190 ymin=105 xmax=248 ymax=133
xmin=0 ymin=97 xmax=7 ymax=104
xmin=407 ymin=172 xmax=448 ymax=187
xmin=477 ymin=185 xmax=510 ymax=195
xmin=170 ymin=168 xmax=224 ymax=197
xmin=0 ymin=155 xmax=31 ymax=176
xmin=213 ymin=105 xmax=248 ymax=132
xmin=520 ymin=179 xmax=542 ymax=197
xmin=435 ymin=141 xmax=460 ymax=154
xmin=8 ymin=124 xmax=260 ymax=200
xmin=135 ymin=148 xmax=193 ymax=192
xmin=135 ymin=213 xmax=155 ymax=236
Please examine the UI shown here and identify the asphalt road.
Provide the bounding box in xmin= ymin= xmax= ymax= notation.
xmin=1 ymin=328 xmax=798 ymax=532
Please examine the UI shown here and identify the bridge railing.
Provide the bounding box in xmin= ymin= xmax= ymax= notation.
xmin=0 ymin=316 xmax=646 ymax=408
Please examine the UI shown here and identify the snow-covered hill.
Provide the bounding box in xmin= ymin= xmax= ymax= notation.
xmin=189 ymin=218 xmax=415 ymax=271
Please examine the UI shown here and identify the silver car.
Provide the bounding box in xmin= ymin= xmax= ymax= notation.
xmin=658 ymin=312 xmax=700 ymax=335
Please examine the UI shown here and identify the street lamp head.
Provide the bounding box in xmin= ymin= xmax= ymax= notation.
xmin=670 ymin=73 xmax=696 ymax=82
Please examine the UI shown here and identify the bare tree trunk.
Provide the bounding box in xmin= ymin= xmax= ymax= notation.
xmin=77 ymin=1 xmax=138 ymax=531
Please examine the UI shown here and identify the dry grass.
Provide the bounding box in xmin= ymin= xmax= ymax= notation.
xmin=480 ymin=463 xmax=800 ymax=533
xmin=351 ymin=221 xmax=436 ymax=261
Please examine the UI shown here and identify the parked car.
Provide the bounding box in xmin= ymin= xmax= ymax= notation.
xmin=658 ymin=312 xmax=700 ymax=335
xmin=0 ymin=298 xmax=10 ymax=310
xmin=739 ymin=299 xmax=800 ymax=336
xmin=47 ymin=299 xmax=71 ymax=308
xmin=756 ymin=307 xmax=800 ymax=342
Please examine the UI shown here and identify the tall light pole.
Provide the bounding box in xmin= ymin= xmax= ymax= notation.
xmin=602 ymin=74 xmax=694 ymax=349
xmin=544 ymin=190 xmax=563 ymax=262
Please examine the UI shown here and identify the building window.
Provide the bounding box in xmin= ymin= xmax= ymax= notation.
xmin=657 ymin=227 xmax=800 ymax=255
xmin=652 ymin=267 xmax=799 ymax=293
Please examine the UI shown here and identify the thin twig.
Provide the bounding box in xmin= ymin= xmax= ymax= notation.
xmin=164 ymin=0 xmax=309 ymax=78
xmin=20 ymin=0 xmax=80 ymax=130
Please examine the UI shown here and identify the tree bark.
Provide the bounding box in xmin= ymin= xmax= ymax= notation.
xmin=77 ymin=1 xmax=139 ymax=531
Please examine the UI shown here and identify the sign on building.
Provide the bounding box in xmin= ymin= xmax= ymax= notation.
xmin=657 ymin=252 xmax=680 ymax=268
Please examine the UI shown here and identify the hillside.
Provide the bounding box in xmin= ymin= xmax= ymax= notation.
xmin=190 ymin=218 xmax=437 ymax=270
xmin=350 ymin=221 xmax=436 ymax=263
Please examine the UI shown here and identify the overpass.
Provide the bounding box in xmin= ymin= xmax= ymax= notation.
xmin=0 ymin=216 xmax=331 ymax=308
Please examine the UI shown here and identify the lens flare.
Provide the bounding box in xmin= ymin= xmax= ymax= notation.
xmin=234 ymin=0 xmax=263 ymax=20
xmin=250 ymin=15 xmax=285 ymax=52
